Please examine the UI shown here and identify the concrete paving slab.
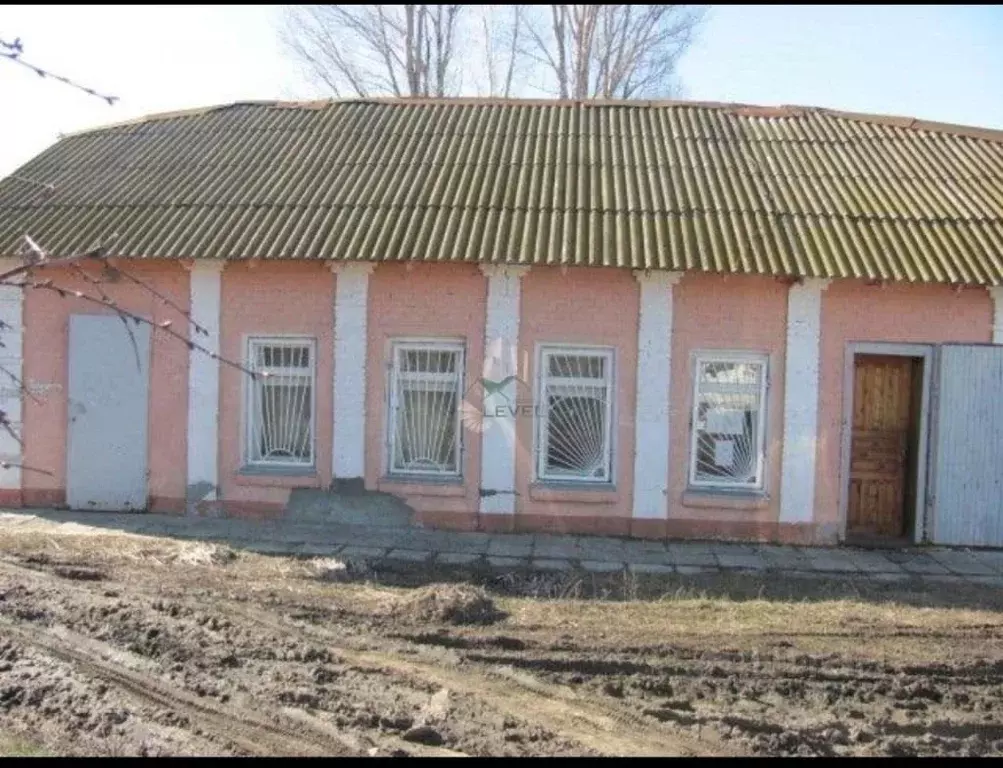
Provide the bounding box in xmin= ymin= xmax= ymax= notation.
xmin=920 ymin=573 xmax=967 ymax=585
xmin=676 ymin=565 xmax=715 ymax=575
xmin=531 ymin=558 xmax=573 ymax=572
xmin=431 ymin=532 xmax=491 ymax=554
xmin=669 ymin=552 xmax=717 ymax=567
xmin=934 ymin=557 xmax=996 ymax=576
xmin=627 ymin=563 xmax=674 ymax=575
xmin=386 ymin=548 xmax=433 ymax=563
xmin=869 ymin=572 xmax=912 ymax=582
xmin=295 ymin=542 xmax=345 ymax=557
xmin=900 ymin=559 xmax=950 ymax=575
xmin=580 ymin=560 xmax=625 ymax=573
xmin=804 ymin=557 xmax=860 ymax=573
xmin=338 ymin=546 xmax=390 ymax=559
xmin=633 ymin=539 xmax=672 ymax=553
xmin=436 ymin=552 xmax=483 ymax=566
xmin=487 ymin=535 xmax=534 ymax=558
xmin=710 ymin=543 xmax=758 ymax=556
xmin=487 ymin=555 xmax=526 ymax=569
xmin=967 ymin=575 xmax=1003 ymax=588
xmin=532 ymin=535 xmax=581 ymax=560
xmin=971 ymin=552 xmax=1003 ymax=573
xmin=846 ymin=553 xmax=901 ymax=573
xmin=623 ymin=549 xmax=675 ymax=566
xmin=716 ymin=554 xmax=767 ymax=571
xmin=576 ymin=538 xmax=627 ymax=560
xmin=668 ymin=542 xmax=716 ymax=555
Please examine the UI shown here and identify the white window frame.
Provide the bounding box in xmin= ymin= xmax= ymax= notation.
xmin=688 ymin=351 xmax=769 ymax=492
xmin=535 ymin=344 xmax=615 ymax=484
xmin=386 ymin=339 xmax=466 ymax=479
xmin=243 ymin=336 xmax=317 ymax=470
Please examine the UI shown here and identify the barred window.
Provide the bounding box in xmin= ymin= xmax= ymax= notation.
xmin=245 ymin=338 xmax=315 ymax=468
xmin=537 ymin=347 xmax=614 ymax=483
xmin=388 ymin=341 xmax=464 ymax=476
xmin=689 ymin=354 xmax=768 ymax=490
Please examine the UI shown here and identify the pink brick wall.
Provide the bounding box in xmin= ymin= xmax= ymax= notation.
xmin=814 ymin=280 xmax=992 ymax=537
xmin=365 ymin=263 xmax=486 ymax=528
xmin=514 ymin=266 xmax=639 ymax=534
xmin=19 ymin=257 xmax=997 ymax=545
xmin=217 ymin=261 xmax=335 ymax=515
xmin=22 ymin=259 xmax=189 ymax=512
xmin=668 ymin=273 xmax=788 ymax=526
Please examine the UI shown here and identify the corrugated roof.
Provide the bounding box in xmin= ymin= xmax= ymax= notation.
xmin=2 ymin=97 xmax=1003 ymax=284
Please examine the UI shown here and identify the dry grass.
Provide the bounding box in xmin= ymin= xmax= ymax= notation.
xmin=172 ymin=541 xmax=238 ymax=567
xmin=389 ymin=583 xmax=503 ymax=625
xmin=497 ymin=590 xmax=1003 ymax=663
xmin=2 ymin=523 xmax=1003 ymax=665
xmin=0 ymin=731 xmax=51 ymax=757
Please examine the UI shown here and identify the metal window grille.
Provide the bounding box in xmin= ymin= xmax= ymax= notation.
xmin=246 ymin=339 xmax=315 ymax=467
xmin=389 ymin=341 xmax=464 ymax=476
xmin=689 ymin=355 xmax=768 ymax=490
xmin=537 ymin=348 xmax=614 ymax=483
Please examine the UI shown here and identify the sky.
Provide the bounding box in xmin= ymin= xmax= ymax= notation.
xmin=2 ymin=5 xmax=1002 ymax=176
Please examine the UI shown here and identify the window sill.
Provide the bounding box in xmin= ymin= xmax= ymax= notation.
xmin=681 ymin=489 xmax=770 ymax=510
xmin=379 ymin=477 xmax=466 ymax=497
xmin=236 ymin=466 xmax=319 ymax=487
xmin=530 ymin=483 xmax=618 ymax=504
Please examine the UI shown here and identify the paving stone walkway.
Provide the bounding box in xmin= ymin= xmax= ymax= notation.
xmin=3 ymin=509 xmax=1003 ymax=587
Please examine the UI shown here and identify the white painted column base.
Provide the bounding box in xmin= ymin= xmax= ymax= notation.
xmin=631 ymin=270 xmax=681 ymax=519
xmin=779 ymin=277 xmax=830 ymax=524
xmin=185 ymin=260 xmax=224 ymax=508
xmin=989 ymin=286 xmax=1003 ymax=344
xmin=478 ymin=265 xmax=529 ymax=515
xmin=0 ymin=258 xmax=23 ymax=493
xmin=331 ymin=262 xmax=375 ymax=481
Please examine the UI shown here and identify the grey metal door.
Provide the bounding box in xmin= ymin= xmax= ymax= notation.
xmin=66 ymin=314 xmax=151 ymax=511
xmin=929 ymin=344 xmax=1003 ymax=547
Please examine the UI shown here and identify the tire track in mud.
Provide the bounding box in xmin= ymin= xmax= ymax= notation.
xmin=0 ymin=555 xmax=732 ymax=756
xmin=218 ymin=600 xmax=739 ymax=757
xmin=0 ymin=618 xmax=360 ymax=757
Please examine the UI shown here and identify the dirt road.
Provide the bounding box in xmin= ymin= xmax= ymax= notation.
xmin=1 ymin=529 xmax=1002 ymax=756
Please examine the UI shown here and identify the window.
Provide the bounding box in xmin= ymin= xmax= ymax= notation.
xmin=689 ymin=353 xmax=768 ymax=491
xmin=245 ymin=338 xmax=316 ymax=468
xmin=537 ymin=346 xmax=614 ymax=483
xmin=388 ymin=341 xmax=464 ymax=477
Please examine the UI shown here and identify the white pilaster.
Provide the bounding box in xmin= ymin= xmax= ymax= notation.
xmin=631 ymin=270 xmax=682 ymax=519
xmin=779 ymin=277 xmax=830 ymax=523
xmin=331 ymin=262 xmax=375 ymax=480
xmin=0 ymin=259 xmax=23 ymax=491
xmin=185 ymin=261 xmax=224 ymax=505
xmin=479 ymin=264 xmax=530 ymax=515
xmin=990 ymin=286 xmax=1003 ymax=344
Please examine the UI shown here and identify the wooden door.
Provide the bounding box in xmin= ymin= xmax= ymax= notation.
xmin=847 ymin=355 xmax=917 ymax=539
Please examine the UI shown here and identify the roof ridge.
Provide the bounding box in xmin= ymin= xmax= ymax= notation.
xmin=58 ymin=96 xmax=1003 ymax=145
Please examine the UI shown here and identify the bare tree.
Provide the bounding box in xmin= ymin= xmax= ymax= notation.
xmin=477 ymin=5 xmax=523 ymax=98
xmin=279 ymin=4 xmax=705 ymax=100
xmin=280 ymin=5 xmax=463 ymax=97
xmin=520 ymin=5 xmax=706 ymax=100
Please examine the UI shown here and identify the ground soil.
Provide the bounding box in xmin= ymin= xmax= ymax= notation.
xmin=1 ymin=528 xmax=1003 ymax=756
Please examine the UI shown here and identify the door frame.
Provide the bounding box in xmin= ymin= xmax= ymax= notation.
xmin=838 ymin=342 xmax=934 ymax=545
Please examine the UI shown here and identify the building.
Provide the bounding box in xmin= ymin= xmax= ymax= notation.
xmin=1 ymin=98 xmax=1002 ymax=547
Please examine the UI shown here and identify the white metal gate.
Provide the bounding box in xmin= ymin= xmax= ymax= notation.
xmin=928 ymin=343 xmax=1003 ymax=547
xmin=66 ymin=314 xmax=151 ymax=511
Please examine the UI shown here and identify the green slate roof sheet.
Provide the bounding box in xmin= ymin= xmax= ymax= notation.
xmin=2 ymin=97 xmax=1003 ymax=284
